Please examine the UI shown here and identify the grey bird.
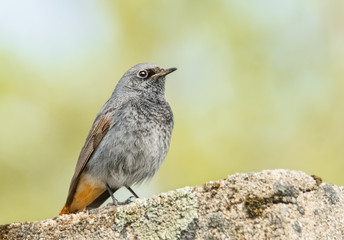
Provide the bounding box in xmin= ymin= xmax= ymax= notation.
xmin=59 ymin=63 xmax=176 ymax=215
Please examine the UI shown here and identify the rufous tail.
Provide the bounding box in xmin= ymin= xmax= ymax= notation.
xmin=59 ymin=205 xmax=71 ymax=215
xmin=59 ymin=173 xmax=107 ymax=215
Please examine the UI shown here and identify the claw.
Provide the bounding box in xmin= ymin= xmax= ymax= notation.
xmin=106 ymin=199 xmax=119 ymax=206
xmin=121 ymin=196 xmax=135 ymax=205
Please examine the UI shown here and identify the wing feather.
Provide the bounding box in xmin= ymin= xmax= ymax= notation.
xmin=65 ymin=112 xmax=112 ymax=206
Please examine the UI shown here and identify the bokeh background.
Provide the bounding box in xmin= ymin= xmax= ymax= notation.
xmin=1 ymin=0 xmax=343 ymax=224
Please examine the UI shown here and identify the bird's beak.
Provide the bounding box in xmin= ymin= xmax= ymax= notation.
xmin=152 ymin=67 xmax=177 ymax=79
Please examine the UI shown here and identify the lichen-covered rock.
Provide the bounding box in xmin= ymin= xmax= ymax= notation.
xmin=1 ymin=170 xmax=343 ymax=239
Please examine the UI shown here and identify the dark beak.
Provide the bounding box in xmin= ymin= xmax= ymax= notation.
xmin=162 ymin=67 xmax=177 ymax=76
xmin=152 ymin=67 xmax=177 ymax=78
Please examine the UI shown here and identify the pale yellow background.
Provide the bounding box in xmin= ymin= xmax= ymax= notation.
xmin=0 ymin=1 xmax=343 ymax=224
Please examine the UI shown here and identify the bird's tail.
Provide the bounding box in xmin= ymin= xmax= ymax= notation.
xmin=58 ymin=189 xmax=111 ymax=215
xmin=59 ymin=205 xmax=71 ymax=215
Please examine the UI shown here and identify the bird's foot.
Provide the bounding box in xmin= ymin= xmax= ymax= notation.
xmin=119 ymin=196 xmax=136 ymax=205
xmin=107 ymin=196 xmax=136 ymax=206
xmin=106 ymin=198 xmax=120 ymax=207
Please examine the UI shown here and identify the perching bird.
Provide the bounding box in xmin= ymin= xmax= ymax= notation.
xmin=59 ymin=63 xmax=176 ymax=215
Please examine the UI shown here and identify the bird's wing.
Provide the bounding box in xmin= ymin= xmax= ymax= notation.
xmin=65 ymin=111 xmax=112 ymax=207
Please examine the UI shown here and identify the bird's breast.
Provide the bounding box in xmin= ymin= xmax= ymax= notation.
xmin=87 ymin=100 xmax=173 ymax=188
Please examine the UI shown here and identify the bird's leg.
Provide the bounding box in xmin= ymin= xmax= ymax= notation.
xmin=106 ymin=184 xmax=119 ymax=206
xmin=106 ymin=184 xmax=136 ymax=206
xmin=126 ymin=186 xmax=139 ymax=198
xmin=113 ymin=186 xmax=139 ymax=205
xmin=106 ymin=185 xmax=138 ymax=206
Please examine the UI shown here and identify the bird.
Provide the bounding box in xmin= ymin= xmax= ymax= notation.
xmin=59 ymin=63 xmax=176 ymax=215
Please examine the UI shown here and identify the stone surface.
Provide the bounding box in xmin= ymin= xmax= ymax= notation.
xmin=1 ymin=169 xmax=343 ymax=239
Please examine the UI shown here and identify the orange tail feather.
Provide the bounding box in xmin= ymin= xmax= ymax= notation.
xmin=59 ymin=173 xmax=106 ymax=215
xmin=59 ymin=205 xmax=71 ymax=215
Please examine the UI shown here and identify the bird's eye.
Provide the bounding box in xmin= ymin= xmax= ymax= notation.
xmin=137 ymin=70 xmax=148 ymax=78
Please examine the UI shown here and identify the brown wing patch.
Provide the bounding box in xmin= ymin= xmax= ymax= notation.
xmin=64 ymin=112 xmax=112 ymax=208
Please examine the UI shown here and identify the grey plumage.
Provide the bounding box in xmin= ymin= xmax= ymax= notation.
xmin=88 ymin=63 xmax=174 ymax=189
xmin=60 ymin=63 xmax=176 ymax=214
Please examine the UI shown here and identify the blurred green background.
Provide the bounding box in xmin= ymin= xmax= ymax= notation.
xmin=1 ymin=0 xmax=343 ymax=224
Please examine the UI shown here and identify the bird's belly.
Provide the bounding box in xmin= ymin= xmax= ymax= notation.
xmin=87 ymin=123 xmax=171 ymax=189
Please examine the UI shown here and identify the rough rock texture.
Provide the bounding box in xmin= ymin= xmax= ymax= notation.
xmin=1 ymin=169 xmax=344 ymax=239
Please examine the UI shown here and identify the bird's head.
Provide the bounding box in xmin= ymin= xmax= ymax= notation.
xmin=113 ymin=63 xmax=177 ymax=98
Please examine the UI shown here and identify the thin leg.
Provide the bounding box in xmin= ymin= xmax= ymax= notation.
xmin=106 ymin=184 xmax=118 ymax=205
xmin=126 ymin=186 xmax=139 ymax=198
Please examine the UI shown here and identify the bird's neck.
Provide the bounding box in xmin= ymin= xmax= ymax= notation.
xmin=143 ymin=87 xmax=167 ymax=99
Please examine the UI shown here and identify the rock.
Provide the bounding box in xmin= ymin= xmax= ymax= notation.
xmin=1 ymin=170 xmax=343 ymax=239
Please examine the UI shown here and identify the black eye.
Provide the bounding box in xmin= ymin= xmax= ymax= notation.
xmin=137 ymin=70 xmax=148 ymax=78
